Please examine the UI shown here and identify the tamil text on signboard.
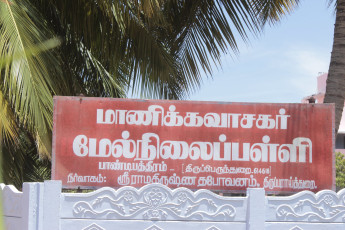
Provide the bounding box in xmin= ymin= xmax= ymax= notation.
xmin=52 ymin=96 xmax=334 ymax=193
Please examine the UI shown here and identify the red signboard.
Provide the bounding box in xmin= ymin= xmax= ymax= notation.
xmin=52 ymin=96 xmax=335 ymax=193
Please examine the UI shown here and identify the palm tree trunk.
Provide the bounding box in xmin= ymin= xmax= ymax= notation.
xmin=324 ymin=0 xmax=345 ymax=134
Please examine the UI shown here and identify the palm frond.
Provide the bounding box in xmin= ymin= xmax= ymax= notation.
xmin=0 ymin=91 xmax=18 ymax=143
xmin=0 ymin=0 xmax=63 ymax=157
xmin=251 ymin=0 xmax=301 ymax=26
xmin=0 ymin=38 xmax=60 ymax=68
xmin=121 ymin=0 xmax=262 ymax=99
xmin=34 ymin=0 xmax=178 ymax=99
xmin=80 ymin=42 xmax=127 ymax=97
xmin=160 ymin=0 xmax=261 ymax=96
xmin=1 ymin=129 xmax=51 ymax=189
xmin=111 ymin=0 xmax=182 ymax=99
xmin=328 ymin=0 xmax=337 ymax=14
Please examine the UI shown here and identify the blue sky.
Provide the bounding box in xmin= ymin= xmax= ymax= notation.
xmin=189 ymin=1 xmax=335 ymax=103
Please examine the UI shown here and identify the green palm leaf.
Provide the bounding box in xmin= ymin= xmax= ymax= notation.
xmin=1 ymin=127 xmax=51 ymax=189
xmin=251 ymin=0 xmax=300 ymax=26
xmin=0 ymin=0 xmax=62 ymax=157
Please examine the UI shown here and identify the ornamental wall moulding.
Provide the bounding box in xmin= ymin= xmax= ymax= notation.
xmin=206 ymin=226 xmax=221 ymax=230
xmin=63 ymin=183 xmax=243 ymax=221
xmin=145 ymin=225 xmax=164 ymax=230
xmin=289 ymin=226 xmax=303 ymax=230
xmin=267 ymin=189 xmax=345 ymax=222
xmin=82 ymin=223 xmax=105 ymax=230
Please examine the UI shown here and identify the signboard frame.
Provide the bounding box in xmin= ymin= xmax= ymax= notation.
xmin=52 ymin=96 xmax=335 ymax=193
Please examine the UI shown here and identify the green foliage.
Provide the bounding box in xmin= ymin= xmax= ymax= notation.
xmin=1 ymin=130 xmax=51 ymax=190
xmin=251 ymin=0 xmax=301 ymax=26
xmin=336 ymin=152 xmax=345 ymax=191
xmin=0 ymin=0 xmax=265 ymax=188
xmin=0 ymin=38 xmax=58 ymax=189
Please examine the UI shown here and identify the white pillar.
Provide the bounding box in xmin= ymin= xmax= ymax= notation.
xmin=22 ymin=182 xmax=44 ymax=230
xmin=246 ymin=188 xmax=265 ymax=230
xmin=42 ymin=180 xmax=61 ymax=230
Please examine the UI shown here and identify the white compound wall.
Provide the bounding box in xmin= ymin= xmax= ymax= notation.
xmin=1 ymin=181 xmax=345 ymax=230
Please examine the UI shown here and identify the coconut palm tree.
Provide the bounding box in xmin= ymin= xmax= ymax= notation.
xmin=253 ymin=0 xmax=344 ymax=134
xmin=0 ymin=0 xmax=263 ymax=188
xmin=323 ymin=0 xmax=345 ymax=135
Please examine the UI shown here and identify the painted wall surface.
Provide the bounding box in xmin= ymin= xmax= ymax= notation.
xmin=308 ymin=73 xmax=345 ymax=133
xmin=1 ymin=181 xmax=345 ymax=230
xmin=302 ymin=73 xmax=345 ymax=153
xmin=319 ymin=74 xmax=345 ymax=134
xmin=52 ymin=97 xmax=334 ymax=192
